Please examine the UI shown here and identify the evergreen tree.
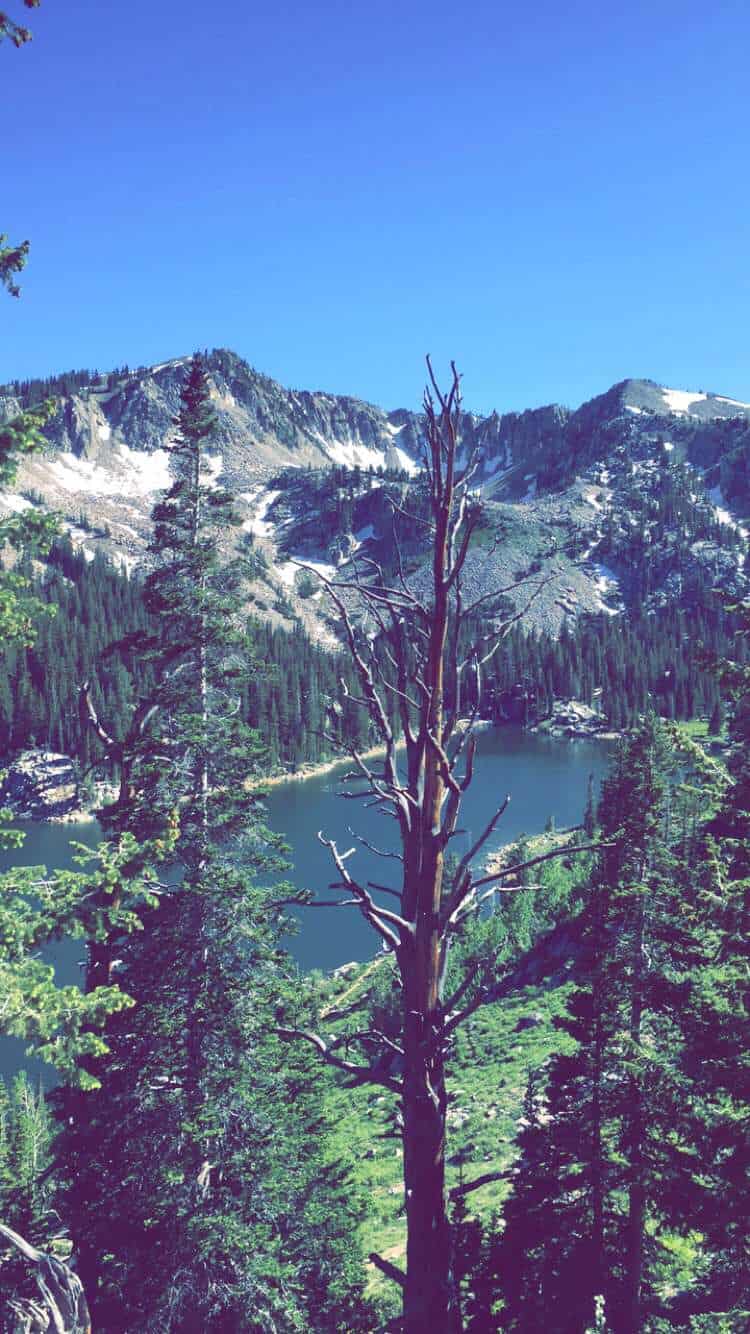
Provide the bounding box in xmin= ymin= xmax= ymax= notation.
xmin=495 ymin=719 xmax=710 ymax=1332
xmin=674 ymin=601 xmax=750 ymax=1320
xmin=0 ymin=1073 xmax=56 ymax=1330
xmin=56 ymin=356 xmax=371 ymax=1331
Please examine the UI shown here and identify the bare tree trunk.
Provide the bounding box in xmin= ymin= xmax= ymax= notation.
xmin=279 ymin=359 xmax=604 ymax=1332
xmin=400 ymin=383 xmax=460 ymax=1331
xmin=402 ymin=984 xmax=459 ymax=1330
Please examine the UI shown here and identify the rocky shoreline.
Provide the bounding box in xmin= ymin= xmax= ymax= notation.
xmin=0 ymin=750 xmax=114 ymax=823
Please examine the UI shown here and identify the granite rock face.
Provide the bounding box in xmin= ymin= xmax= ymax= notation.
xmin=1 ymin=750 xmax=80 ymax=819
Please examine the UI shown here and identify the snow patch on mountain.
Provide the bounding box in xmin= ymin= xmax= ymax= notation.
xmin=661 ymin=388 xmax=707 ymax=415
xmin=583 ymin=486 xmax=604 ymax=511
xmin=591 ymin=562 xmax=622 ymax=616
xmin=201 ymin=452 xmax=223 ymax=487
xmin=150 ymin=356 xmax=191 ymax=375
xmin=63 ymin=523 xmax=96 ymax=561
xmin=715 ymin=395 xmax=750 ymax=410
xmin=278 ymin=556 xmax=337 ymax=587
xmin=240 ymin=487 xmax=281 ymax=538
xmin=658 ymin=387 xmax=750 ymax=419
xmin=392 ymin=446 xmax=420 ymax=476
xmin=48 ymin=444 xmax=172 ymax=498
xmin=708 ymin=485 xmax=749 ymax=539
xmin=354 ymin=523 xmax=376 ymax=544
xmin=315 ymin=432 xmax=389 ymax=471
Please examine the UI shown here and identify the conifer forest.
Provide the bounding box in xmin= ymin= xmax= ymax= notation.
xmin=2 ymin=4 xmax=749 ymax=1332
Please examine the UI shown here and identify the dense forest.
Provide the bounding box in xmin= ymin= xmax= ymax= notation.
xmin=0 ymin=537 xmax=742 ymax=778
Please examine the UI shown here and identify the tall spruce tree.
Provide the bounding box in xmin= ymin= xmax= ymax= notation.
xmin=494 ymin=718 xmax=713 ymax=1333
xmin=56 ymin=356 xmax=371 ymax=1331
xmin=674 ymin=602 xmax=750 ymax=1321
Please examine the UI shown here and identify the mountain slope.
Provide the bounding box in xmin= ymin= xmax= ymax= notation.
xmin=1 ymin=355 xmax=748 ymax=639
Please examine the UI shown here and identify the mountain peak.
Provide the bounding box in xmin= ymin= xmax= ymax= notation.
xmin=616 ymin=377 xmax=750 ymax=420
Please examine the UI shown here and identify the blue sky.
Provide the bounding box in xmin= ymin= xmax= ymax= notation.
xmin=1 ymin=0 xmax=749 ymax=414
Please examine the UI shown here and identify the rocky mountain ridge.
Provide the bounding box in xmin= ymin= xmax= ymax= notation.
xmin=1 ymin=351 xmax=748 ymax=639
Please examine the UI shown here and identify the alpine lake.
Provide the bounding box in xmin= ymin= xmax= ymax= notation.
xmin=0 ymin=726 xmax=613 ymax=1082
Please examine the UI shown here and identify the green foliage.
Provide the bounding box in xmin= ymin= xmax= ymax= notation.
xmin=1 ymin=366 xmax=125 ymax=407
xmin=0 ymin=1 xmax=43 ymax=309
xmin=0 ymin=1071 xmax=59 ymax=1329
xmin=0 ymin=232 xmax=29 ymax=298
xmin=53 ymin=356 xmax=372 ymax=1330
xmin=5 ymin=539 xmax=743 ymax=782
xmin=0 ymin=834 xmax=168 ymax=1085
xmin=489 ymin=722 xmax=705 ymax=1329
xmin=0 ymin=1070 xmax=54 ymax=1233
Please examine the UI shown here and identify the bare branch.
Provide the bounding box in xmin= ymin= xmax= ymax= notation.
xmin=455 ymin=793 xmax=511 ymax=886
xmin=443 ymin=959 xmax=481 ymax=1013
xmin=444 ymin=988 xmax=490 ymax=1037
xmin=348 ymin=826 xmax=403 ymax=862
xmin=79 ymin=680 xmax=118 ymax=753
xmin=367 ymin=880 xmax=403 ymax=900
xmin=278 ymin=1028 xmax=402 ymax=1094
xmin=471 ymin=841 xmax=612 ymax=892
xmin=337 ymin=1029 xmax=404 ymax=1060
xmin=318 ymin=832 xmax=412 ymax=948
xmin=460 ymin=571 xmax=541 ymax=620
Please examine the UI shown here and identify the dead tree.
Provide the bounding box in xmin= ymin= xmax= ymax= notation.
xmin=280 ymin=360 xmax=604 ymax=1331
xmin=0 ymin=1224 xmax=91 ymax=1334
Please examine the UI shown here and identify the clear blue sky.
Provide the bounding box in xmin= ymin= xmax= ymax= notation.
xmin=2 ymin=0 xmax=749 ymax=414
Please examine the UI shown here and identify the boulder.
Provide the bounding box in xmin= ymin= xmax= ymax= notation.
xmin=536 ymin=698 xmax=610 ymax=738
xmin=0 ymin=750 xmax=80 ymax=819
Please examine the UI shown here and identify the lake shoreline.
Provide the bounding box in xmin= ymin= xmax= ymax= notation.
xmin=2 ymin=712 xmax=620 ymax=820
xmin=252 ymin=716 xmax=620 ymax=791
xmin=3 ymin=726 xmax=616 ymax=981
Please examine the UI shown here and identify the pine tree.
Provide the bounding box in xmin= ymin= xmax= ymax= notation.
xmin=674 ymin=601 xmax=750 ymax=1320
xmin=0 ymin=1072 xmax=59 ymax=1330
xmin=57 ymin=356 xmax=371 ymax=1331
xmin=495 ymin=719 xmax=711 ymax=1332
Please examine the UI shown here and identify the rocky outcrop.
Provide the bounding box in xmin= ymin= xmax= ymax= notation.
xmin=0 ymin=750 xmax=80 ymax=819
xmin=33 ymin=350 xmax=422 ymax=479
xmin=534 ymin=699 xmax=614 ymax=739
